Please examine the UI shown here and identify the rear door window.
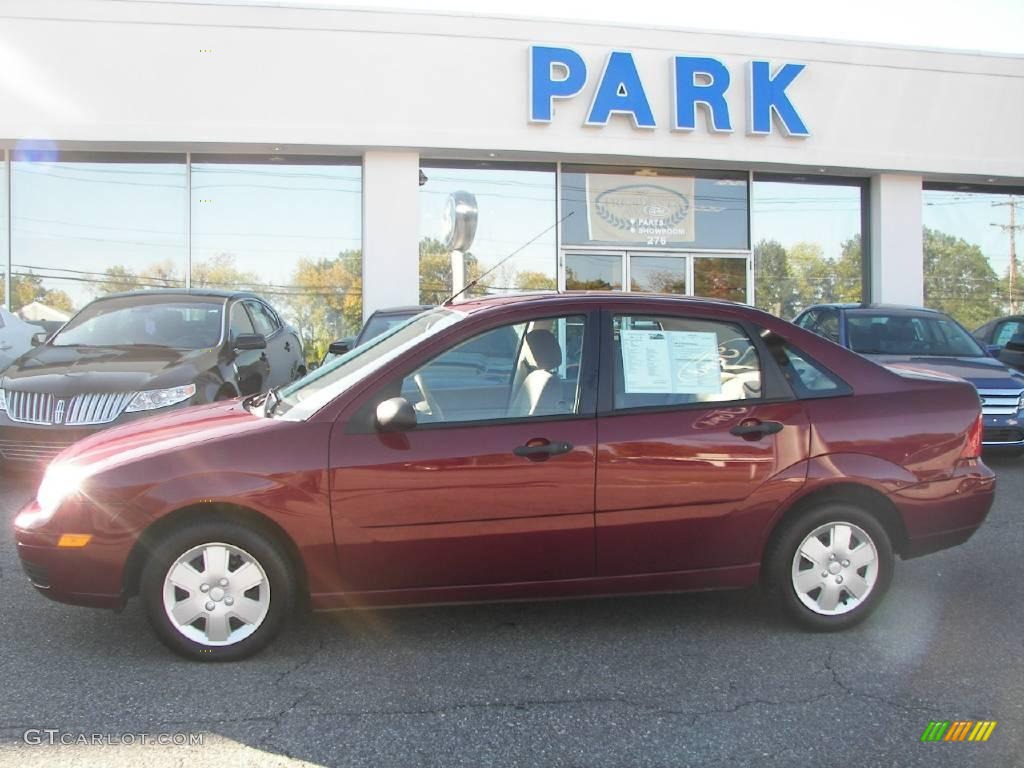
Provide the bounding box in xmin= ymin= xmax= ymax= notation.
xmin=611 ymin=315 xmax=762 ymax=410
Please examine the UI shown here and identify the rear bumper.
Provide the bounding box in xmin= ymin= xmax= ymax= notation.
xmin=892 ymin=460 xmax=996 ymax=558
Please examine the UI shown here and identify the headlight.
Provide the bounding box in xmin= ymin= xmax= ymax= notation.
xmin=17 ymin=463 xmax=89 ymax=529
xmin=125 ymin=384 xmax=196 ymax=413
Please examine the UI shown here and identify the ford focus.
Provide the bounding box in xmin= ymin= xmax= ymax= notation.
xmin=14 ymin=294 xmax=994 ymax=661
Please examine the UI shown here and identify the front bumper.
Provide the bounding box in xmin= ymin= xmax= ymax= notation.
xmin=14 ymin=497 xmax=139 ymax=609
xmin=981 ymin=412 xmax=1024 ymax=449
xmin=0 ymin=404 xmax=190 ymax=466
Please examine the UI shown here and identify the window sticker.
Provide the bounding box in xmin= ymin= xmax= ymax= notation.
xmin=620 ymin=330 xmax=722 ymax=395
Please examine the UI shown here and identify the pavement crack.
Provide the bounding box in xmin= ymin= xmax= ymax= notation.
xmin=824 ymin=646 xmax=936 ymax=714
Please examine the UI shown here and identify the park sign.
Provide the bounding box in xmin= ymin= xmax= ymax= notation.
xmin=529 ymin=45 xmax=810 ymax=137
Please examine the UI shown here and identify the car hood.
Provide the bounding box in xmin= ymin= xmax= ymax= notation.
xmin=0 ymin=344 xmax=215 ymax=395
xmin=57 ymin=399 xmax=275 ymax=472
xmin=864 ymin=354 xmax=1024 ymax=390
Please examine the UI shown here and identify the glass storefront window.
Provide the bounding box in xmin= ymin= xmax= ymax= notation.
xmin=629 ymin=254 xmax=687 ymax=294
xmin=694 ymin=257 xmax=747 ymax=302
xmin=561 ymin=165 xmax=748 ymax=251
xmin=190 ymin=156 xmax=361 ymax=362
xmin=565 ymin=252 xmax=622 ymax=290
xmin=922 ymin=188 xmax=1021 ymax=330
xmin=419 ymin=162 xmax=557 ymax=304
xmin=10 ymin=152 xmax=187 ymax=317
xmin=751 ymin=177 xmax=865 ymax=318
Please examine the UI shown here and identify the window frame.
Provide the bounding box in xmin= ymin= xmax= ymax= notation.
xmin=346 ymin=309 xmax=601 ymax=433
xmin=596 ymin=308 xmax=794 ymax=417
xmin=227 ymin=298 xmax=256 ymax=339
xmin=245 ymin=298 xmax=282 ymax=339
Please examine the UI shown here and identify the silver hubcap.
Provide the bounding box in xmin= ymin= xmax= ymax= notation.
xmin=791 ymin=522 xmax=879 ymax=616
xmin=162 ymin=542 xmax=271 ymax=647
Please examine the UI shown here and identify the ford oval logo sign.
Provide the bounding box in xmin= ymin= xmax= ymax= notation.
xmin=593 ymin=184 xmax=691 ymax=235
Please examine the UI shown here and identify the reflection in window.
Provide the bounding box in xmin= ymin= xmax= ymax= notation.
xmin=565 ymin=253 xmax=622 ymax=290
xmin=629 ymin=255 xmax=686 ymax=294
xmin=694 ymin=257 xmax=747 ymax=302
xmin=10 ymin=153 xmax=187 ymax=317
xmin=191 ymin=158 xmax=361 ymax=361
xmin=922 ymin=189 xmax=1021 ymax=330
xmin=418 ymin=163 xmax=557 ymax=304
xmin=751 ymin=179 xmax=864 ymax=318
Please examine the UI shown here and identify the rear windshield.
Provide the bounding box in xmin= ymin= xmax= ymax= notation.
xmin=52 ymin=298 xmax=224 ymax=349
xmin=847 ymin=313 xmax=984 ymax=357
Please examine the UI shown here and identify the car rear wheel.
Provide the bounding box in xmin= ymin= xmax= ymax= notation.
xmin=766 ymin=503 xmax=893 ymax=631
xmin=140 ymin=520 xmax=296 ymax=661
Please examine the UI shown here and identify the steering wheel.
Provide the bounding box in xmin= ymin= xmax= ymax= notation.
xmin=413 ymin=373 xmax=446 ymax=421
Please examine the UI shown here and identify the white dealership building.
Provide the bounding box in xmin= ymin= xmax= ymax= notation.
xmin=0 ymin=0 xmax=1022 ymax=347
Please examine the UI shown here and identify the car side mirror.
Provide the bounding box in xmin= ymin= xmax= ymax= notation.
xmin=375 ymin=397 xmax=417 ymax=432
xmin=30 ymin=331 xmax=47 ymax=347
xmin=233 ymin=333 xmax=267 ymax=351
xmin=328 ymin=338 xmax=353 ymax=356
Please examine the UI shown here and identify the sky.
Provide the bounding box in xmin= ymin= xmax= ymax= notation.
xmin=187 ymin=0 xmax=1024 ymax=55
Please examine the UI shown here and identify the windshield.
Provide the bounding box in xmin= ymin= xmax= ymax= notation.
xmin=272 ymin=307 xmax=464 ymax=420
xmin=358 ymin=312 xmax=424 ymax=346
xmin=847 ymin=313 xmax=985 ymax=357
xmin=52 ymin=298 xmax=224 ymax=349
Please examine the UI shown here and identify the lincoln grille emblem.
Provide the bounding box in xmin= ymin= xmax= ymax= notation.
xmin=53 ymin=399 xmax=65 ymax=424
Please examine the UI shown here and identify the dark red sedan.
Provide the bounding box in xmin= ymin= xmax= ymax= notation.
xmin=14 ymin=294 xmax=994 ymax=661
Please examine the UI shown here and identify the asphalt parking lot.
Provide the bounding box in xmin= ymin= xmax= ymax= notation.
xmin=1 ymin=459 xmax=1022 ymax=768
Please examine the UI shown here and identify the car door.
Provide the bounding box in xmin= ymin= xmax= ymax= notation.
xmin=227 ymin=300 xmax=269 ymax=396
xmin=595 ymin=308 xmax=810 ymax=576
xmin=245 ymin=299 xmax=294 ymax=387
xmin=328 ymin=310 xmax=599 ymax=592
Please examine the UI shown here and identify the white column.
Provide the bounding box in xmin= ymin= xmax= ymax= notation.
xmin=361 ymin=150 xmax=420 ymax=321
xmin=870 ymin=174 xmax=923 ymax=305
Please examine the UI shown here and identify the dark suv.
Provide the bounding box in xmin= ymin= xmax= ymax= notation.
xmin=0 ymin=289 xmax=304 ymax=465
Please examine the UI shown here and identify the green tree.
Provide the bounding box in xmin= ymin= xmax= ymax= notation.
xmin=752 ymin=239 xmax=792 ymax=316
xmin=923 ymin=227 xmax=1002 ymax=328
xmin=41 ymin=289 xmax=74 ymax=314
xmin=787 ymin=242 xmax=835 ymax=312
xmin=285 ymin=250 xmax=363 ymax=362
xmin=834 ymin=235 xmax=864 ymax=304
xmin=418 ymin=237 xmax=483 ymax=304
xmin=514 ymin=270 xmax=556 ymax=291
xmin=94 ymin=260 xmax=181 ymax=296
xmin=191 ymin=253 xmax=258 ymax=291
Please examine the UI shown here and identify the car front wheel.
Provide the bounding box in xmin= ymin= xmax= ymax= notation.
xmin=140 ymin=519 xmax=296 ymax=661
xmin=767 ymin=503 xmax=894 ymax=631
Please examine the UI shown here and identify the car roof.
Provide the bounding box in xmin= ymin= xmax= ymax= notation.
xmin=369 ymin=304 xmax=435 ymax=317
xmin=803 ymin=303 xmax=947 ymax=316
xmin=92 ymin=288 xmax=258 ymax=302
xmin=450 ymin=291 xmax=758 ymax=315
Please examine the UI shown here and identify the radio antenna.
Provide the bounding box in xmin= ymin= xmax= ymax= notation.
xmin=443 ymin=211 xmax=574 ymax=306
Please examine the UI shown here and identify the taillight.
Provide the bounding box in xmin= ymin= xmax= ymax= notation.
xmin=961 ymin=411 xmax=984 ymax=460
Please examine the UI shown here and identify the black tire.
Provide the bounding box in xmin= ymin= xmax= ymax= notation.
xmin=140 ymin=519 xmax=296 ymax=662
xmin=765 ymin=503 xmax=894 ymax=632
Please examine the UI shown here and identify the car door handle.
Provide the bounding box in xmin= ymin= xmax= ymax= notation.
xmin=513 ymin=440 xmax=573 ymax=458
xmin=729 ymin=420 xmax=784 ymax=438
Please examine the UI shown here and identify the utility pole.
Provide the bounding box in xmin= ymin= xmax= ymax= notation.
xmin=992 ymin=197 xmax=1022 ymax=314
